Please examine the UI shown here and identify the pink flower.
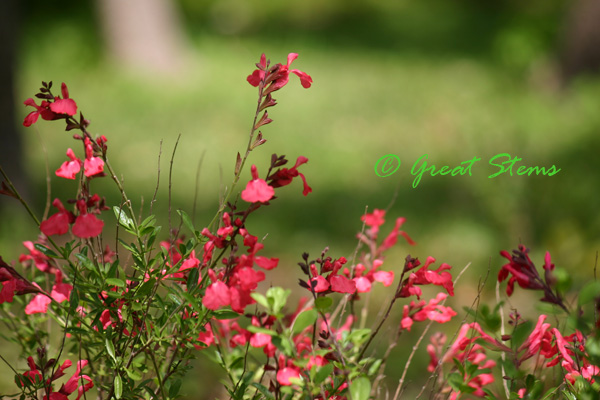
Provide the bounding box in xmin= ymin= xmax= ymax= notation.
xmin=255 ymin=256 xmax=279 ymax=270
xmin=83 ymin=138 xmax=104 ymax=177
xmin=241 ymin=165 xmax=274 ymax=203
xmin=59 ymin=359 xmax=93 ymax=400
xmin=40 ymin=198 xmax=75 ymax=236
xmin=50 ymin=271 xmax=72 ymax=303
xmin=23 ymin=98 xmax=56 ymax=127
xmin=361 ymin=209 xmax=386 ymax=233
xmin=25 ymin=293 xmax=52 ymax=314
xmin=202 ymin=281 xmax=231 ymax=310
xmin=49 ymin=83 xmax=77 ymax=116
xmin=55 ymin=148 xmax=82 ymax=179
xmin=398 ymin=256 xmax=454 ymax=299
xmin=268 ymin=156 xmax=312 ymax=196
xmin=277 ymin=367 xmax=301 ymax=386
xmin=247 ymin=53 xmax=312 ymax=91
xmin=329 ymin=275 xmax=356 ymax=293
xmin=247 ymin=54 xmax=267 ymax=86
xmin=71 ymin=200 xmax=104 ymax=238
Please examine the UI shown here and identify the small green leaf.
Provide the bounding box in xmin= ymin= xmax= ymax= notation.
xmin=213 ymin=309 xmax=241 ymax=320
xmin=187 ymin=268 xmax=199 ymax=290
xmin=34 ymin=243 xmax=58 ymax=258
xmin=177 ymin=210 xmax=195 ymax=233
xmin=106 ymin=338 xmax=116 ymax=362
xmin=125 ymin=368 xmax=142 ymax=381
xmin=266 ymin=287 xmax=290 ymax=315
xmin=69 ymin=289 xmax=79 ymax=313
xmin=135 ymin=278 xmax=156 ymax=298
xmin=106 ymin=278 xmax=126 ymax=288
xmin=250 ymin=293 xmax=270 ymax=310
xmin=271 ymin=335 xmax=294 ymax=356
xmin=168 ymin=293 xmax=183 ymax=307
xmin=349 ymin=377 xmax=371 ymax=400
xmin=292 ymin=309 xmax=318 ymax=334
xmin=114 ymin=374 xmax=122 ymax=399
xmin=251 ymin=383 xmax=275 ymax=400
xmin=113 ymin=206 xmax=135 ymax=231
xmin=315 ymin=296 xmax=333 ymax=312
xmin=168 ymin=379 xmax=182 ymax=398
xmin=246 ymin=325 xmax=276 ymax=336
xmin=314 ymin=363 xmax=334 ymax=385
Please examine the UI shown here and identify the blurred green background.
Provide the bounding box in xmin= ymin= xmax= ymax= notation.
xmin=1 ymin=0 xmax=600 ymax=397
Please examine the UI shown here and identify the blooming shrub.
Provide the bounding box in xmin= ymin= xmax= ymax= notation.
xmin=0 ymin=53 xmax=599 ymax=400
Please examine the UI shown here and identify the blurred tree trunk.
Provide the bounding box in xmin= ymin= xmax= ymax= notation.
xmin=0 ymin=0 xmax=28 ymax=211
xmin=96 ymin=0 xmax=189 ymax=74
xmin=560 ymin=0 xmax=600 ymax=83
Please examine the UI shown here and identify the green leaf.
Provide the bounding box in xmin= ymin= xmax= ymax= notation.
xmin=135 ymin=278 xmax=156 ymax=298
xmin=246 ymin=325 xmax=276 ymax=336
xmin=106 ymin=278 xmax=126 ymax=288
xmin=266 ymin=287 xmax=290 ymax=315
xmin=125 ymin=368 xmax=142 ymax=381
xmin=250 ymin=293 xmax=270 ymax=310
xmin=168 ymin=379 xmax=182 ymax=398
xmin=75 ymin=253 xmax=96 ymax=272
xmin=349 ymin=377 xmax=371 ymax=400
xmin=177 ymin=209 xmax=195 ymax=233
xmin=113 ymin=206 xmax=134 ymax=229
xmin=213 ymin=309 xmax=240 ymax=320
xmin=292 ymin=309 xmax=318 ymax=334
xmin=69 ymin=289 xmax=79 ymax=313
xmin=187 ymin=268 xmax=199 ymax=291
xmin=271 ymin=335 xmax=294 ymax=357
xmin=34 ymin=243 xmax=58 ymax=258
xmin=251 ymin=383 xmax=275 ymax=400
xmin=578 ymin=281 xmax=600 ymax=306
xmin=106 ymin=338 xmax=117 ymax=362
xmin=168 ymin=293 xmax=183 ymax=307
xmin=114 ymin=374 xmax=122 ymax=399
xmin=314 ymin=363 xmax=334 ymax=385
xmin=315 ymin=296 xmax=333 ymax=312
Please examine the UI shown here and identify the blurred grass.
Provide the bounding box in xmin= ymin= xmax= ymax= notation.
xmin=2 ymin=0 xmax=600 ymax=397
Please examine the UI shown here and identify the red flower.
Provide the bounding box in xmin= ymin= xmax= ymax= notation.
xmin=247 ymin=53 xmax=312 ymax=92
xmin=241 ymin=165 xmax=274 ymax=203
xmin=23 ymin=98 xmax=56 ymax=127
xmin=247 ymin=54 xmax=267 ymax=86
xmin=71 ymin=200 xmax=104 ymax=238
xmin=83 ymin=138 xmax=104 ymax=177
xmin=40 ymin=199 xmax=75 ymax=236
xmin=202 ymin=280 xmax=231 ymax=310
xmin=59 ymin=360 xmax=93 ymax=400
xmin=25 ymin=293 xmax=52 ymax=315
xmin=55 ymin=148 xmax=82 ymax=179
xmin=49 ymin=83 xmax=77 ymax=116
xmin=268 ymin=156 xmax=312 ymax=196
xmin=398 ymin=256 xmax=454 ymax=299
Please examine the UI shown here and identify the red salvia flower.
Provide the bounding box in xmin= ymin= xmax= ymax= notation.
xmin=72 ymin=200 xmax=104 ymax=238
xmin=268 ymin=156 xmax=312 ymax=196
xmin=49 ymin=83 xmax=77 ymax=116
xmin=241 ymin=165 xmax=274 ymax=203
xmin=40 ymin=198 xmax=75 ymax=236
xmin=23 ymin=98 xmax=56 ymax=127
xmin=55 ymin=148 xmax=82 ymax=179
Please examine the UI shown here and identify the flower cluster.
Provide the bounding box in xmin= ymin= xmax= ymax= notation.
xmin=497 ymin=245 xmax=566 ymax=310
xmin=18 ymin=351 xmax=93 ymax=400
xmin=3 ymin=52 xmax=600 ymax=400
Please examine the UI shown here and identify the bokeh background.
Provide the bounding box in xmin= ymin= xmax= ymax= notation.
xmin=1 ymin=0 xmax=600 ymax=398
